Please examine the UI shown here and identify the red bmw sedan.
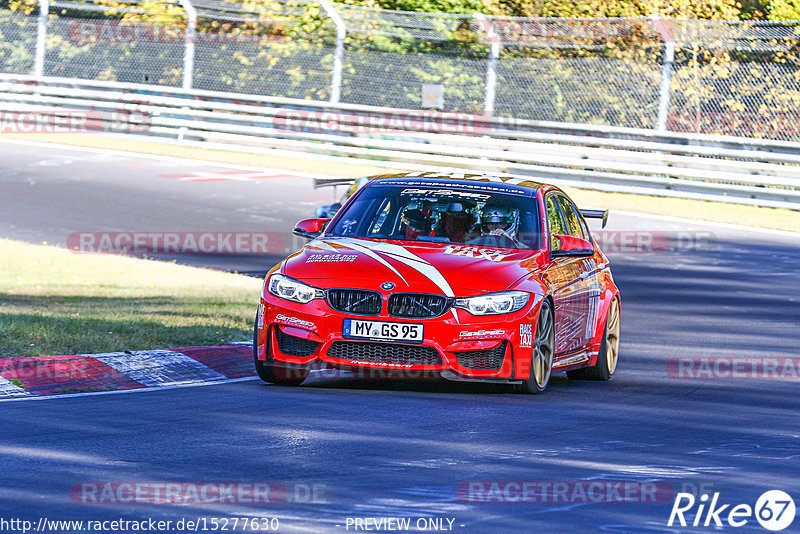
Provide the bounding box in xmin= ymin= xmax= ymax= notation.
xmin=254 ymin=172 xmax=620 ymax=394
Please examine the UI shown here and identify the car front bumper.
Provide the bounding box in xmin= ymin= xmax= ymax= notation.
xmin=255 ymin=293 xmax=544 ymax=382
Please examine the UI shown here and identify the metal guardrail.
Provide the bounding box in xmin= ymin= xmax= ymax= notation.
xmin=1 ymin=74 xmax=799 ymax=210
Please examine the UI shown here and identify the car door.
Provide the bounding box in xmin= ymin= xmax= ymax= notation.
xmin=541 ymin=194 xmax=593 ymax=355
xmin=557 ymin=195 xmax=602 ymax=351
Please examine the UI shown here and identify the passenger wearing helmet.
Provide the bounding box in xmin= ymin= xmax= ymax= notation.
xmin=401 ymin=208 xmax=434 ymax=241
xmin=478 ymin=202 xmax=523 ymax=246
xmin=435 ymin=201 xmax=476 ymax=243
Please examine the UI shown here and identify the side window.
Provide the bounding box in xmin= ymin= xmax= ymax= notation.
xmin=574 ymin=205 xmax=591 ymax=241
xmin=557 ymin=196 xmax=584 ymax=239
xmin=545 ymin=195 xmax=567 ymax=250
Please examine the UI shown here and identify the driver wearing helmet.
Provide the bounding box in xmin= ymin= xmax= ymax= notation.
xmin=479 ymin=202 xmax=523 ymax=246
xmin=401 ymin=208 xmax=434 ymax=241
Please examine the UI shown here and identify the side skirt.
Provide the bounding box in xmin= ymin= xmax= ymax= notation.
xmin=553 ymin=350 xmax=598 ymax=372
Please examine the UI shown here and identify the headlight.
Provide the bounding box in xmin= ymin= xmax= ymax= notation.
xmin=267 ymin=274 xmax=323 ymax=304
xmin=454 ymin=291 xmax=529 ymax=315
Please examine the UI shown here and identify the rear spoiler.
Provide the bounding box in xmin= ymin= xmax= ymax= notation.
xmin=580 ymin=209 xmax=609 ymax=229
xmin=314 ymin=177 xmax=356 ymax=189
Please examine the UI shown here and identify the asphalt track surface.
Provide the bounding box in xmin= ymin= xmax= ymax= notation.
xmin=1 ymin=139 xmax=800 ymax=533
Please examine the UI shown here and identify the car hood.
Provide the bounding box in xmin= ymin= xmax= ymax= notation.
xmin=282 ymin=237 xmax=544 ymax=295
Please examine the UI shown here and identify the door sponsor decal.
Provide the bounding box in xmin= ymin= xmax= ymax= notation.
xmin=520 ymin=324 xmax=533 ymax=348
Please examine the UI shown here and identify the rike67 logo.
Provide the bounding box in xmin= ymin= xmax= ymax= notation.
xmin=668 ymin=490 xmax=796 ymax=531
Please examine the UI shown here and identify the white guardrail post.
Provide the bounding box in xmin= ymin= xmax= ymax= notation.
xmin=34 ymin=0 xmax=49 ymax=79
xmin=320 ymin=0 xmax=346 ymax=103
xmin=474 ymin=14 xmax=500 ymax=117
xmin=179 ymin=0 xmax=197 ymax=90
xmin=651 ymin=16 xmax=675 ymax=132
xmin=177 ymin=0 xmax=197 ymax=142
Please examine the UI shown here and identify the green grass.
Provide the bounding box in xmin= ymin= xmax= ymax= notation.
xmin=0 ymin=238 xmax=262 ymax=358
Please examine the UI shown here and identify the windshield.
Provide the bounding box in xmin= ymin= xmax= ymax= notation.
xmin=326 ymin=183 xmax=541 ymax=250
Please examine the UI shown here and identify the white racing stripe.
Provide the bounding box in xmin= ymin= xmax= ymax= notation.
xmin=308 ymin=241 xmax=341 ymax=253
xmin=331 ymin=238 xmax=409 ymax=286
xmin=370 ymin=242 xmax=455 ymax=297
xmin=334 ymin=238 xmax=454 ymax=297
xmin=315 ymin=237 xmax=460 ymax=320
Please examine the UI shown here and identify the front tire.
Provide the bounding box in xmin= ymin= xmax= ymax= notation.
xmin=253 ymin=314 xmax=309 ymax=386
xmin=567 ymin=297 xmax=620 ymax=381
xmin=516 ymin=299 xmax=555 ymax=394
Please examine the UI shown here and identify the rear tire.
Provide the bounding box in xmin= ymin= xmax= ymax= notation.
xmin=567 ymin=297 xmax=620 ymax=381
xmin=253 ymin=314 xmax=309 ymax=386
xmin=516 ymin=300 xmax=555 ymax=394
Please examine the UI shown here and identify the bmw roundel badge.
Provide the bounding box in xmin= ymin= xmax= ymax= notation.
xmin=381 ymin=282 xmax=395 ymax=291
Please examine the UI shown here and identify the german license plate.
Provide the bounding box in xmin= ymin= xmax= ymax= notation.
xmin=343 ymin=319 xmax=424 ymax=343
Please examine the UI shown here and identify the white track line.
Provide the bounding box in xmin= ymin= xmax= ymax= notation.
xmin=0 ymin=376 xmax=259 ymax=403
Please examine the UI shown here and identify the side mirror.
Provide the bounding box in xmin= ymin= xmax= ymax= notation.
xmin=293 ymin=218 xmax=330 ymax=240
xmin=551 ymin=235 xmax=595 ymax=258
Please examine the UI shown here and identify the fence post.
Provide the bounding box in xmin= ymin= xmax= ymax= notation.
xmin=320 ymin=0 xmax=346 ymax=103
xmin=179 ymin=0 xmax=197 ymax=90
xmin=656 ymin=40 xmax=675 ymax=131
xmin=34 ymin=0 xmax=49 ymax=78
xmin=474 ymin=14 xmax=500 ymax=117
xmin=651 ymin=16 xmax=675 ymax=132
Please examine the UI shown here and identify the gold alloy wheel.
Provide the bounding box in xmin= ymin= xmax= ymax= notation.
xmin=532 ymin=300 xmax=555 ymax=389
xmin=605 ymin=298 xmax=620 ymax=375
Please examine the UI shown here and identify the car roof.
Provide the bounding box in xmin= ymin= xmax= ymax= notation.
xmin=368 ymin=172 xmax=546 ymax=198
